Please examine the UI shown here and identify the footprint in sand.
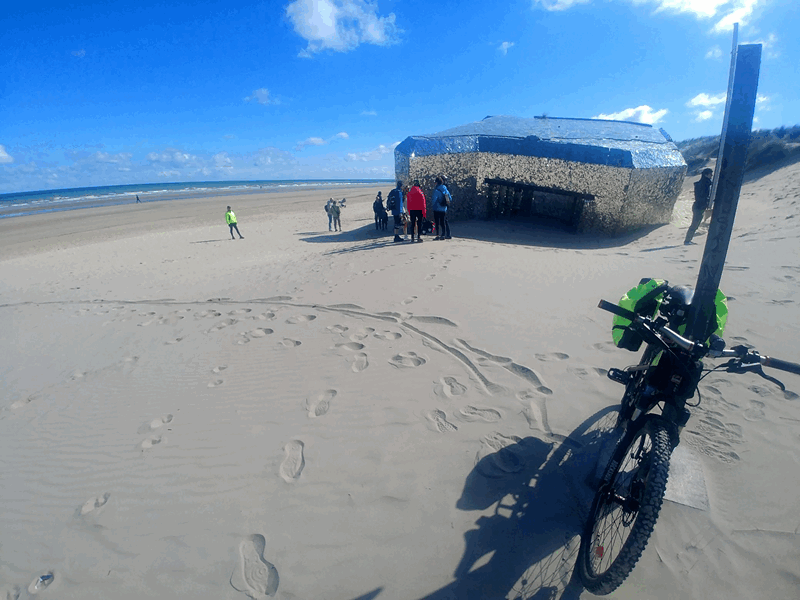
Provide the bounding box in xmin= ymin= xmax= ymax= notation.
xmin=434 ymin=376 xmax=467 ymax=399
xmin=336 ymin=342 xmax=365 ymax=352
xmin=138 ymin=414 xmax=174 ymax=433
xmin=208 ymin=379 xmax=224 ymax=388
xmin=279 ymin=440 xmax=305 ymax=481
xmin=305 ymin=390 xmax=336 ymax=417
xmin=195 ymin=309 xmax=222 ymax=318
xmin=458 ymin=406 xmax=502 ymax=423
xmin=327 ymin=324 xmax=349 ymax=334
xmin=744 ymin=400 xmax=766 ymax=421
xmin=389 ymin=352 xmax=427 ymax=368
xmin=425 ymin=409 xmax=458 ymax=433
xmin=350 ymin=327 xmax=375 ymax=341
xmin=402 ymin=296 xmax=417 ymax=305
xmin=207 ymin=318 xmax=237 ymax=333
xmin=213 ymin=365 xmax=228 ymax=374
xmin=248 ymin=328 xmax=274 ymax=338
xmin=250 ymin=311 xmax=276 ymax=321
xmin=285 ymin=315 xmax=316 ymax=324
xmin=425 ymin=273 xmax=436 ymax=281
xmin=165 ymin=337 xmax=184 ymax=345
xmin=535 ymin=352 xmax=570 ymax=362
xmin=374 ymin=330 xmax=402 ymax=341
xmin=229 ymin=308 xmax=253 ymax=315
xmin=139 ymin=435 xmax=163 ymax=451
xmin=27 ymin=572 xmax=55 ymax=595
xmin=4 ymin=584 xmax=21 ymax=599
xmin=230 ymin=534 xmax=279 ymax=599
xmin=518 ymin=391 xmax=552 ymax=435
xmin=280 ymin=338 xmax=301 ymax=347
xmin=79 ymin=492 xmax=111 ymax=516
xmin=351 ymin=352 xmax=369 ymax=372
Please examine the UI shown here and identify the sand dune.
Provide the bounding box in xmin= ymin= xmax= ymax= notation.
xmin=1 ymin=167 xmax=799 ymax=599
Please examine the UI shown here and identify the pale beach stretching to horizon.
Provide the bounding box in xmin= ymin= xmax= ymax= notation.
xmin=3 ymin=1 xmax=800 ymax=599
xmin=2 ymin=158 xmax=800 ymax=599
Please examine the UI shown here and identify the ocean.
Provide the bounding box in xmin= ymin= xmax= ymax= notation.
xmin=0 ymin=179 xmax=391 ymax=220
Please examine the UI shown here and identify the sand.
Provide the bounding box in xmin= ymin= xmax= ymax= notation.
xmin=1 ymin=168 xmax=799 ymax=600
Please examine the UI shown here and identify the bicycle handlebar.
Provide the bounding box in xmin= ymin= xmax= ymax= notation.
xmin=598 ymin=299 xmax=800 ymax=376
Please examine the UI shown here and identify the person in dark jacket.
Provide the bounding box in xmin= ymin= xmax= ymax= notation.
xmin=373 ymin=192 xmax=383 ymax=230
xmin=431 ymin=175 xmax=452 ymax=240
xmin=387 ymin=181 xmax=405 ymax=242
xmin=684 ymin=168 xmax=713 ymax=245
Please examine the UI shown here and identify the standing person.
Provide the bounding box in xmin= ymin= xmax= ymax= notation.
xmin=373 ymin=192 xmax=383 ymax=230
xmin=684 ymin=167 xmax=713 ymax=245
xmin=406 ymin=180 xmax=427 ymax=242
xmin=431 ymin=175 xmax=452 ymax=240
xmin=225 ymin=206 xmax=244 ymax=240
xmin=326 ymin=198 xmax=335 ymax=231
xmin=329 ymin=200 xmax=342 ymax=232
xmin=340 ymin=198 xmax=347 ymax=208
xmin=386 ymin=181 xmax=405 ymax=243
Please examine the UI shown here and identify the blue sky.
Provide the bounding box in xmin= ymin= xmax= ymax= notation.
xmin=1 ymin=0 xmax=797 ymax=193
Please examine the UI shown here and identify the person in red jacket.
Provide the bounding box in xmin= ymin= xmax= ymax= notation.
xmin=406 ymin=181 xmax=427 ymax=243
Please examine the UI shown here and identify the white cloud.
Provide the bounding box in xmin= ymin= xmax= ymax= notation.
xmin=687 ymin=92 xmax=727 ymax=107
xmin=533 ymin=0 xmax=763 ymax=32
xmin=295 ymin=137 xmax=326 ymax=151
xmin=345 ymin=141 xmax=399 ymax=162
xmin=705 ymin=45 xmax=723 ymax=59
xmin=694 ymin=110 xmax=714 ymax=121
xmin=0 ymin=145 xmax=13 ymax=164
xmin=244 ymin=88 xmax=278 ymax=105
xmin=72 ymin=49 xmax=86 ymax=58
xmin=214 ymin=152 xmax=233 ymax=169
xmin=531 ymin=0 xmax=591 ymax=10
xmin=687 ymin=92 xmax=727 ymax=121
xmin=498 ymin=41 xmax=515 ymax=55
xmin=295 ymin=132 xmax=349 ymax=151
xmin=286 ymin=0 xmax=400 ymax=56
xmin=592 ymin=105 xmax=669 ymax=125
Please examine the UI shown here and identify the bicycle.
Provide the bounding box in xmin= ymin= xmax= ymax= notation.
xmin=576 ymin=280 xmax=800 ymax=595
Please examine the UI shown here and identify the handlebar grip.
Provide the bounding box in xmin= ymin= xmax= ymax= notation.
xmin=598 ymin=300 xmax=637 ymax=321
xmin=762 ymin=356 xmax=800 ymax=376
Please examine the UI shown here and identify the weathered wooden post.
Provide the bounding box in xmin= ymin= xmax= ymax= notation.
xmin=686 ymin=43 xmax=762 ymax=342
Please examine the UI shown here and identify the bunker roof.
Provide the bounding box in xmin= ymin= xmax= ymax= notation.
xmin=395 ymin=115 xmax=686 ymax=169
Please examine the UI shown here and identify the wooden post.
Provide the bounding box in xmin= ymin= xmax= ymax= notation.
xmin=687 ymin=43 xmax=762 ymax=343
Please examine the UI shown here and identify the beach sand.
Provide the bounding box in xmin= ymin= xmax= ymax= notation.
xmin=1 ymin=168 xmax=799 ymax=600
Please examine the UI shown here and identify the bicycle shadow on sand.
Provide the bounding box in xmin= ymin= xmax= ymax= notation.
xmin=416 ymin=406 xmax=622 ymax=600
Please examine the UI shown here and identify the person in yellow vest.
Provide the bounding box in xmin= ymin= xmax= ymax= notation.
xmin=225 ymin=206 xmax=244 ymax=239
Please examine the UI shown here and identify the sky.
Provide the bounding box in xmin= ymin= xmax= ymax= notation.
xmin=1 ymin=0 xmax=797 ymax=193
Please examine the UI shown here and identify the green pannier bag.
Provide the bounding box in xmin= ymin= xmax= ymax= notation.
xmin=611 ymin=279 xmax=728 ymax=352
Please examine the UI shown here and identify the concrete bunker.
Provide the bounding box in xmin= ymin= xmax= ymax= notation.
xmin=395 ymin=115 xmax=687 ymax=234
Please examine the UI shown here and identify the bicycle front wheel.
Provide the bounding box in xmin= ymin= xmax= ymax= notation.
xmin=578 ymin=417 xmax=671 ymax=595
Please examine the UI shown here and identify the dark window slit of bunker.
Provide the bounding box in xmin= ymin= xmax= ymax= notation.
xmin=484 ymin=178 xmax=592 ymax=230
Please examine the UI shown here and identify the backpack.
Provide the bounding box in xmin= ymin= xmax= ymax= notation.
xmin=324 ymin=203 xmax=329 ymax=213
xmin=386 ymin=189 xmax=399 ymax=211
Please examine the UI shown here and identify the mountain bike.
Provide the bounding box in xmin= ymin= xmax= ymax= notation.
xmin=576 ymin=281 xmax=800 ymax=595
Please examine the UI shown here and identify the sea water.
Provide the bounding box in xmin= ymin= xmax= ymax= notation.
xmin=0 ymin=179 xmax=389 ymax=220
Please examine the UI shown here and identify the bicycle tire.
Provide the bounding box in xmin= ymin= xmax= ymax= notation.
xmin=577 ymin=416 xmax=672 ymax=595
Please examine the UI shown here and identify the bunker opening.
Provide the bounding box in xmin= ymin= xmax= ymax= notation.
xmin=484 ymin=178 xmax=592 ymax=231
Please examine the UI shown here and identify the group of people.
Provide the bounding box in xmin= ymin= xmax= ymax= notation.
xmin=325 ymin=197 xmax=346 ymax=232
xmin=373 ymin=176 xmax=453 ymax=243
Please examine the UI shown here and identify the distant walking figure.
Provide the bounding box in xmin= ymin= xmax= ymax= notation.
xmin=373 ymin=192 xmax=383 ymax=230
xmin=684 ymin=168 xmax=713 ymax=245
xmin=136 ymin=195 xmax=141 ymax=203
xmin=226 ymin=205 xmax=244 ymax=239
